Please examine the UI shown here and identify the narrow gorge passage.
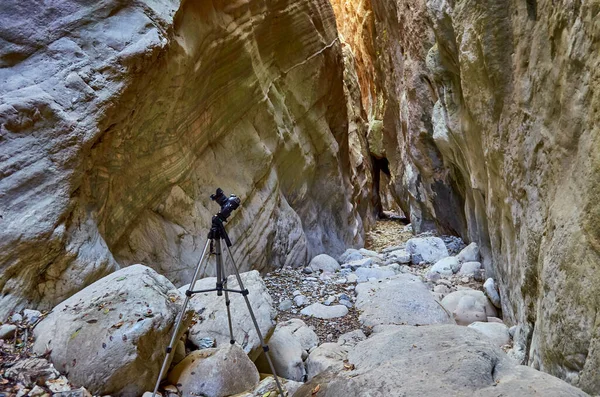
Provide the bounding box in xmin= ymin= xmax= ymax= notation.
xmin=0 ymin=0 xmax=599 ymax=396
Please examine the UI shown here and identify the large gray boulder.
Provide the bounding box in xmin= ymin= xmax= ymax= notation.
xmin=184 ymin=270 xmax=276 ymax=360
xmin=167 ymin=344 xmax=259 ymax=397
xmin=32 ymin=265 xmax=191 ymax=397
xmin=338 ymin=249 xmax=363 ymax=264
xmin=355 ymin=274 xmax=454 ymax=327
xmin=294 ymin=325 xmax=589 ymax=397
xmin=405 ymin=237 xmax=449 ymax=263
xmin=309 ymin=254 xmax=341 ymax=273
xmin=278 ymin=318 xmax=319 ymax=352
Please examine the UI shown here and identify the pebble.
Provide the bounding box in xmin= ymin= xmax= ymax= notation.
xmin=11 ymin=313 xmax=23 ymax=323
xmin=23 ymin=309 xmax=42 ymax=324
xmin=279 ymin=299 xmax=293 ymax=311
xmin=302 ymin=267 xmax=313 ymax=274
xmin=294 ymin=295 xmax=308 ymax=306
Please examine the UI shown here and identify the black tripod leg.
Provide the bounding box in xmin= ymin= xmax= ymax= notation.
xmin=223 ymin=243 xmax=286 ymax=396
xmin=152 ymin=239 xmax=212 ymax=397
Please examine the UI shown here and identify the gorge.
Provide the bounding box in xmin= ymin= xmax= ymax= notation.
xmin=1 ymin=0 xmax=599 ymax=395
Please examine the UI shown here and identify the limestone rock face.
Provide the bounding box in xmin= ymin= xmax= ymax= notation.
xmin=0 ymin=0 xmax=373 ymax=318
xmin=32 ymin=265 xmax=191 ymax=397
xmin=331 ymin=0 xmax=600 ymax=392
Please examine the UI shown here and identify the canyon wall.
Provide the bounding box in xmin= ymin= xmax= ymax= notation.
xmin=0 ymin=0 xmax=374 ymax=317
xmin=334 ymin=0 xmax=599 ymax=392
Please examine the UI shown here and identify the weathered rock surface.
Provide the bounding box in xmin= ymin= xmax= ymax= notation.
xmin=294 ymin=325 xmax=589 ymax=397
xmin=0 ymin=0 xmax=374 ymax=318
xmin=427 ymin=256 xmax=460 ymax=277
xmin=334 ymin=0 xmax=600 ymax=392
xmin=184 ymin=271 xmax=276 ymax=361
xmin=32 ymin=265 xmax=190 ymax=397
xmin=355 ymin=274 xmax=454 ymax=327
xmin=468 ymin=322 xmax=511 ymax=348
xmin=167 ymin=344 xmax=259 ymax=397
xmin=441 ymin=289 xmax=498 ymax=325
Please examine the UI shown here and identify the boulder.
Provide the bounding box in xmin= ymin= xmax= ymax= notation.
xmin=427 ymin=256 xmax=460 ymax=277
xmin=441 ymin=289 xmax=497 ymax=325
xmin=358 ymin=248 xmax=380 ymax=258
xmin=301 ymin=303 xmax=348 ymax=319
xmin=386 ymin=249 xmax=411 ymax=264
xmin=405 ymin=237 xmax=449 ymax=263
xmin=184 ymin=271 xmax=276 ymax=361
xmin=309 ymin=254 xmax=341 ymax=273
xmin=483 ymin=278 xmax=501 ymax=308
xmin=167 ymin=344 xmax=259 ymax=397
xmin=456 ymin=243 xmax=480 ymax=263
xmin=294 ymin=325 xmax=589 ymax=397
xmin=338 ymin=249 xmax=363 ymax=264
xmin=234 ymin=376 xmax=303 ymax=397
xmin=457 ymin=261 xmax=482 ymax=277
xmin=468 ymin=322 xmax=511 ymax=347
xmin=355 ymin=274 xmax=454 ymax=327
xmin=278 ymin=318 xmax=319 ymax=352
xmin=32 ymin=265 xmax=190 ymax=397
xmin=255 ymin=324 xmax=306 ymax=381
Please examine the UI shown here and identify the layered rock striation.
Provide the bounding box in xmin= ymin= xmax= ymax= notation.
xmin=333 ymin=0 xmax=600 ymax=393
xmin=0 ymin=0 xmax=374 ymax=316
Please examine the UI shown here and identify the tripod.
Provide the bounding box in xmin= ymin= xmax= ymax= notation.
xmin=152 ymin=189 xmax=285 ymax=396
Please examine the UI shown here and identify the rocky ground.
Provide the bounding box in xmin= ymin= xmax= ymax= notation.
xmin=0 ymin=218 xmax=590 ymax=397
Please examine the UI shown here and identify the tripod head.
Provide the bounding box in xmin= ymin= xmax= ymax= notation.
xmin=211 ymin=188 xmax=240 ymax=222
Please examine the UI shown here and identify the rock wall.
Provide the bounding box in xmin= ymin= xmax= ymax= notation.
xmin=333 ymin=0 xmax=599 ymax=392
xmin=0 ymin=0 xmax=373 ymax=317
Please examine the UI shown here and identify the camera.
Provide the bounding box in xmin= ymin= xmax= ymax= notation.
xmin=210 ymin=188 xmax=240 ymax=221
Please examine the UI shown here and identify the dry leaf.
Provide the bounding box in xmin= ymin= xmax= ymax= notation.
xmin=312 ymin=384 xmax=321 ymax=395
xmin=111 ymin=321 xmax=124 ymax=329
xmin=343 ymin=363 xmax=355 ymax=370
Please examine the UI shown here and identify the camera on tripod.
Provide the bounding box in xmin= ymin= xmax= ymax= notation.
xmin=210 ymin=188 xmax=240 ymax=221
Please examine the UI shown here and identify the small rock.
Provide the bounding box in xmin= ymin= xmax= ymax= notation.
xmin=433 ymin=285 xmax=451 ymax=294
xmin=28 ymin=385 xmax=45 ymax=397
xmin=305 ymin=277 xmax=318 ymax=282
xmin=483 ymin=278 xmax=501 ymax=308
xmin=346 ymin=257 xmax=373 ymax=270
xmin=293 ymin=290 xmax=301 ymax=296
xmin=487 ymin=317 xmax=504 ymax=324
xmin=460 ymin=277 xmax=470 ymax=283
xmin=338 ymin=248 xmax=363 ymax=264
xmin=0 ymin=324 xmax=17 ymax=340
xmin=309 ymin=254 xmax=340 ymax=273
xmin=386 ymin=249 xmax=411 ymax=264
xmin=346 ymin=274 xmax=358 ymax=283
xmin=456 ymin=243 xmax=480 ymax=263
xmin=339 ymin=299 xmax=353 ymax=308
xmin=302 ymin=267 xmax=313 ymax=274
xmin=301 ymin=303 xmax=348 ymax=319
xmin=279 ymin=299 xmax=293 ymax=311
xmin=11 ymin=313 xmax=23 ymax=323
xmin=46 ymin=376 xmax=71 ymax=392
xmin=324 ymin=296 xmax=336 ymax=306
xmin=355 ymin=267 xmax=395 ymax=282
xmin=428 ymin=256 xmax=460 ymax=277
xmin=294 ymin=295 xmax=308 ymax=307
xmin=23 ymin=309 xmax=42 ymax=324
